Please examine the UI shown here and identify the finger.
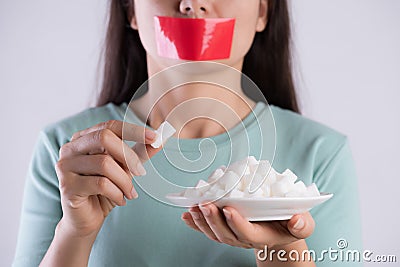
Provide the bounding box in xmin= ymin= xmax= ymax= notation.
xmin=59 ymin=173 xmax=127 ymax=207
xmin=60 ymin=129 xmax=146 ymax=176
xmin=181 ymin=212 xmax=202 ymax=232
xmin=223 ymin=207 xmax=299 ymax=249
xmin=71 ymin=120 xmax=156 ymax=144
xmin=199 ymin=204 xmax=248 ymax=247
xmin=56 ymin=155 xmax=137 ymax=199
xmin=287 ymin=212 xmax=315 ymax=239
xmin=98 ymin=195 xmax=118 ymax=215
xmin=132 ymin=143 xmax=162 ymax=163
xmin=222 ymin=206 xmax=266 ymax=247
xmin=189 ymin=206 xmax=219 ymax=242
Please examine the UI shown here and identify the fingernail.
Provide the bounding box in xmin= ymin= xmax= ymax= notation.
xmin=181 ymin=213 xmax=188 ymax=220
xmin=190 ymin=211 xmax=200 ymax=220
xmin=200 ymin=206 xmax=210 ymax=217
xmin=223 ymin=208 xmax=231 ymax=220
xmin=293 ymin=217 xmax=305 ymax=230
xmin=145 ymin=129 xmax=156 ymax=141
xmin=136 ymin=162 xmax=147 ymax=176
xmin=131 ymin=187 xmax=138 ymax=199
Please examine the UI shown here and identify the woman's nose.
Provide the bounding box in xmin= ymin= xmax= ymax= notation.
xmin=179 ymin=0 xmax=209 ymax=18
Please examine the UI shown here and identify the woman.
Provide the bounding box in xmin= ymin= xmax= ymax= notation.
xmin=13 ymin=0 xmax=362 ymax=266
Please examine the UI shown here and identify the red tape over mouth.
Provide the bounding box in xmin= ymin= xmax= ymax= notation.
xmin=154 ymin=16 xmax=235 ymax=61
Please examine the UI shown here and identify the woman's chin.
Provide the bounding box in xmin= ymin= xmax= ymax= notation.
xmin=149 ymin=54 xmax=243 ymax=76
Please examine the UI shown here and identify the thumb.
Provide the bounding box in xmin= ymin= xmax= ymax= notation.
xmin=287 ymin=212 xmax=315 ymax=239
xmin=132 ymin=143 xmax=162 ymax=163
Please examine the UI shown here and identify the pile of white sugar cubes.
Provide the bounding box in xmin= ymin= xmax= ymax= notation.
xmin=150 ymin=122 xmax=321 ymax=199
xmin=179 ymin=156 xmax=321 ymax=199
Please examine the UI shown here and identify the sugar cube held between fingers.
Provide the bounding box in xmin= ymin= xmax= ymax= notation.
xmin=151 ymin=121 xmax=176 ymax=148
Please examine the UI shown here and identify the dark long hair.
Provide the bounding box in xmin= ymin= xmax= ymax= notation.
xmin=97 ymin=0 xmax=300 ymax=113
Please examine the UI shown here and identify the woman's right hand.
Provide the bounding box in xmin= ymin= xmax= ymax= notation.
xmin=55 ymin=120 xmax=160 ymax=238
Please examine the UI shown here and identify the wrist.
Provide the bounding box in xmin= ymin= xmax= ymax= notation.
xmin=56 ymin=218 xmax=99 ymax=242
xmin=40 ymin=219 xmax=99 ymax=266
xmin=269 ymin=239 xmax=306 ymax=251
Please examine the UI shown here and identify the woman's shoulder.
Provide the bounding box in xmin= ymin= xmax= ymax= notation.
xmin=269 ymin=104 xmax=349 ymax=152
xmin=41 ymin=102 xmax=127 ymax=148
xmin=267 ymin=105 xmax=353 ymax=183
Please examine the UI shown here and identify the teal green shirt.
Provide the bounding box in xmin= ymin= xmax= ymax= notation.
xmin=13 ymin=102 xmax=362 ymax=266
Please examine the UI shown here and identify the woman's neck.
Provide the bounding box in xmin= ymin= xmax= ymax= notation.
xmin=130 ymin=55 xmax=256 ymax=139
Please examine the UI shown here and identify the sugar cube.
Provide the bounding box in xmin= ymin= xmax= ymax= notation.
xmin=248 ymin=173 xmax=265 ymax=192
xmin=207 ymin=167 xmax=225 ymax=183
xmin=174 ymin=156 xmax=321 ymax=200
xmin=271 ymin=181 xmax=293 ymax=197
xmin=195 ymin=179 xmax=210 ymax=194
xmin=228 ymin=188 xmax=245 ymax=198
xmin=151 ymin=121 xmax=176 ymax=148
xmin=305 ymin=183 xmax=320 ymax=197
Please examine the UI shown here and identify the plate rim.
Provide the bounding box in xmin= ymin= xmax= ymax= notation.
xmin=165 ymin=192 xmax=333 ymax=202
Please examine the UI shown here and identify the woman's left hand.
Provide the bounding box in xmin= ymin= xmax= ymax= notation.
xmin=181 ymin=203 xmax=315 ymax=250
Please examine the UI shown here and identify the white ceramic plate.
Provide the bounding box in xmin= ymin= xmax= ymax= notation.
xmin=166 ymin=193 xmax=333 ymax=221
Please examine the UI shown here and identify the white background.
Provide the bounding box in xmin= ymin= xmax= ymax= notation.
xmin=1 ymin=0 xmax=399 ymax=266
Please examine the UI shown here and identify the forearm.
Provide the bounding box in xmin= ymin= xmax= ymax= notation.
xmin=255 ymin=240 xmax=315 ymax=267
xmin=40 ymin=219 xmax=98 ymax=267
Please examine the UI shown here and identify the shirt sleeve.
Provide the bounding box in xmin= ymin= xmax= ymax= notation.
xmin=13 ymin=131 xmax=62 ymax=267
xmin=307 ymin=137 xmax=363 ymax=266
